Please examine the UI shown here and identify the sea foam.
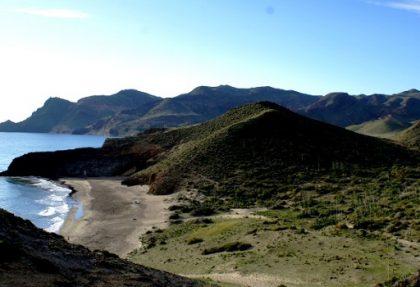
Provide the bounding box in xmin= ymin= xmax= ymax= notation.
xmin=29 ymin=177 xmax=74 ymax=233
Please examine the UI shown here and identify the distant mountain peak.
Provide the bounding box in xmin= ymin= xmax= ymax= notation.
xmin=324 ymin=92 xmax=350 ymax=98
xmin=2 ymin=120 xmax=15 ymax=124
xmin=191 ymin=84 xmax=262 ymax=95
xmin=45 ymin=96 xmax=72 ymax=103
xmin=42 ymin=97 xmax=74 ymax=108
xmin=400 ymin=89 xmax=420 ymax=95
xmin=189 ymin=85 xmax=237 ymax=95
xmin=216 ymin=84 xmax=235 ymax=89
xmin=114 ymin=89 xmax=152 ymax=96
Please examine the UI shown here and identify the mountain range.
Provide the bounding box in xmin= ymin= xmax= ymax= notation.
xmin=2 ymin=86 xmax=420 ymax=136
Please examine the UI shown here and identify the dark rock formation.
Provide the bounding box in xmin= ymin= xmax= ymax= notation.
xmin=0 ymin=208 xmax=201 ymax=287
xmin=0 ymin=138 xmax=162 ymax=178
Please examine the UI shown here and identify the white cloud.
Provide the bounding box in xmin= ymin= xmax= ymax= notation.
xmin=16 ymin=8 xmax=88 ymax=19
xmin=388 ymin=0 xmax=420 ymax=13
xmin=370 ymin=0 xmax=420 ymax=13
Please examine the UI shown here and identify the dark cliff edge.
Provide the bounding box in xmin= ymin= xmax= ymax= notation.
xmin=0 ymin=208 xmax=201 ymax=287
xmin=0 ymin=148 xmax=133 ymax=178
xmin=0 ymin=138 xmax=163 ymax=178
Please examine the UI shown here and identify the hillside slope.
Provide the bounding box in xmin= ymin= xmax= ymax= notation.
xmin=121 ymin=104 xmax=420 ymax=286
xmin=0 ymin=97 xmax=75 ymax=133
xmin=394 ymin=121 xmax=420 ymax=149
xmin=302 ymin=89 xmax=420 ymax=127
xmin=0 ymin=208 xmax=200 ymax=287
xmin=0 ymin=90 xmax=160 ymax=134
xmin=124 ymin=102 xmax=416 ymax=200
xmin=346 ymin=115 xmax=411 ymax=138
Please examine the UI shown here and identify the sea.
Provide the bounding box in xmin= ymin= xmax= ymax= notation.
xmin=0 ymin=132 xmax=105 ymax=233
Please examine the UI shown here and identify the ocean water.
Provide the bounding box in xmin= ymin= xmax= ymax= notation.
xmin=0 ymin=132 xmax=105 ymax=232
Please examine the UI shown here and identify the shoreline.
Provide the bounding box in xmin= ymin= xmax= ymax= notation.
xmin=59 ymin=178 xmax=174 ymax=258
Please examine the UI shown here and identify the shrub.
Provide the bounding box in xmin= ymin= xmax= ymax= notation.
xmin=169 ymin=213 xmax=180 ymax=220
xmin=191 ymin=206 xmax=216 ymax=216
xmin=187 ymin=238 xmax=204 ymax=245
xmin=202 ymin=241 xmax=253 ymax=255
xmin=311 ymin=216 xmax=338 ymax=230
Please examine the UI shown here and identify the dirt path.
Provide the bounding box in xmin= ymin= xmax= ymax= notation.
xmin=186 ymin=272 xmax=308 ymax=287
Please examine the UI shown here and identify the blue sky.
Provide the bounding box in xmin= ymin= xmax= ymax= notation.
xmin=0 ymin=0 xmax=420 ymax=122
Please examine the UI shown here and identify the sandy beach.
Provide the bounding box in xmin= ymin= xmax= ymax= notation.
xmin=60 ymin=178 xmax=174 ymax=258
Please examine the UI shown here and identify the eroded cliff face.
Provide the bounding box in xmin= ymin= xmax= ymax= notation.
xmin=0 ymin=138 xmax=163 ymax=179
xmin=2 ymin=148 xmax=135 ymax=178
xmin=0 ymin=209 xmax=200 ymax=287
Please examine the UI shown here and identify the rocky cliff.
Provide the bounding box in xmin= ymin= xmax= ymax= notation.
xmin=0 ymin=138 xmax=162 ymax=178
xmin=0 ymin=208 xmax=201 ymax=287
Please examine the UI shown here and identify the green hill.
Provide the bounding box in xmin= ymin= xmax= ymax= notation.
xmin=346 ymin=115 xmax=411 ymax=138
xmin=394 ymin=121 xmax=420 ymax=149
xmin=124 ymin=103 xmax=420 ymax=286
xmin=124 ymin=102 xmax=415 ymax=204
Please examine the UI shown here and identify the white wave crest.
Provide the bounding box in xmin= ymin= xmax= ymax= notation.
xmin=45 ymin=216 xmax=64 ymax=233
xmin=38 ymin=206 xmax=56 ymax=217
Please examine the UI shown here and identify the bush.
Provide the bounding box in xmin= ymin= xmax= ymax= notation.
xmin=186 ymin=238 xmax=204 ymax=245
xmin=169 ymin=213 xmax=180 ymax=220
xmin=354 ymin=218 xmax=387 ymax=231
xmin=311 ymin=216 xmax=338 ymax=230
xmin=168 ymin=205 xmax=193 ymax=213
xmin=202 ymin=241 xmax=253 ymax=255
xmin=191 ymin=206 xmax=216 ymax=216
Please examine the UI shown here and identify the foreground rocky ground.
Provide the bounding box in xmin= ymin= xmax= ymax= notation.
xmin=0 ymin=208 xmax=201 ymax=287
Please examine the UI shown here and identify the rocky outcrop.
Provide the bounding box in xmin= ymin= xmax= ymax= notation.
xmin=0 ymin=90 xmax=160 ymax=135
xmin=377 ymin=270 xmax=420 ymax=287
xmin=0 ymin=138 xmax=163 ymax=178
xmin=0 ymin=208 xmax=201 ymax=287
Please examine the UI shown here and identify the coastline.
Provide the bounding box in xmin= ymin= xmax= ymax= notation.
xmin=59 ymin=178 xmax=174 ymax=258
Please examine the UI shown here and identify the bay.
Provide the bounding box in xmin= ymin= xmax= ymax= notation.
xmin=0 ymin=132 xmax=105 ymax=232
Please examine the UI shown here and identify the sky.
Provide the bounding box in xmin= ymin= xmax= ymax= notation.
xmin=0 ymin=0 xmax=420 ymax=122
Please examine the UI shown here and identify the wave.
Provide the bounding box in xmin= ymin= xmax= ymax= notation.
xmin=38 ymin=203 xmax=69 ymax=217
xmin=45 ymin=216 xmax=65 ymax=233
xmin=48 ymin=194 xmax=67 ymax=202
xmin=25 ymin=177 xmax=74 ymax=233
xmin=32 ymin=178 xmax=71 ymax=194
xmin=38 ymin=206 xmax=56 ymax=217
